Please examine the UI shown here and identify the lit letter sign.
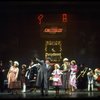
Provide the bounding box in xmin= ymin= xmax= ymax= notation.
xmin=62 ymin=13 xmax=67 ymax=22
xmin=37 ymin=14 xmax=44 ymax=24
xmin=44 ymin=27 xmax=63 ymax=34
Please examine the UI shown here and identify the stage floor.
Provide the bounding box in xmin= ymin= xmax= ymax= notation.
xmin=0 ymin=89 xmax=100 ymax=98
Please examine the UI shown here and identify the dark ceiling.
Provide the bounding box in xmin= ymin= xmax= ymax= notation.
xmin=0 ymin=1 xmax=100 ymax=66
xmin=0 ymin=1 xmax=100 ymax=13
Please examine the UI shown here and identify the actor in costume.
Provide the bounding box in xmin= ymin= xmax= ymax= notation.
xmin=60 ymin=58 xmax=71 ymax=93
xmin=36 ymin=57 xmax=52 ymax=96
xmin=94 ymin=68 xmax=100 ymax=91
xmin=25 ymin=60 xmax=40 ymax=92
xmin=87 ymin=68 xmax=94 ymax=91
xmin=77 ymin=64 xmax=88 ymax=90
xmin=21 ymin=64 xmax=27 ymax=93
xmin=52 ymin=64 xmax=63 ymax=95
xmin=0 ymin=61 xmax=5 ymax=92
xmin=69 ymin=60 xmax=77 ymax=94
xmin=7 ymin=61 xmax=19 ymax=94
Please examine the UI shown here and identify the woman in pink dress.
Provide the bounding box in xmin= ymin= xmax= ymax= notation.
xmin=52 ymin=64 xmax=63 ymax=95
xmin=69 ymin=60 xmax=77 ymax=94
xmin=7 ymin=61 xmax=19 ymax=94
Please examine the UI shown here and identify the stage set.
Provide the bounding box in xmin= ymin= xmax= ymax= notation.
xmin=0 ymin=1 xmax=100 ymax=99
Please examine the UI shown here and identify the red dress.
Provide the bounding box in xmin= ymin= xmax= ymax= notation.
xmin=94 ymin=68 xmax=100 ymax=91
xmin=96 ymin=76 xmax=100 ymax=91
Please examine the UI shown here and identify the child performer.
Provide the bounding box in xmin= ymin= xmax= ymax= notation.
xmin=52 ymin=64 xmax=63 ymax=95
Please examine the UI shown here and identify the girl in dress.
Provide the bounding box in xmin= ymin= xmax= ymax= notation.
xmin=52 ymin=64 xmax=63 ymax=95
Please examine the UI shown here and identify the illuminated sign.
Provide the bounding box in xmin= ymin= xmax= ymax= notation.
xmin=43 ymin=27 xmax=63 ymax=34
xmin=37 ymin=13 xmax=68 ymax=24
xmin=40 ymin=23 xmax=66 ymax=38
xmin=37 ymin=14 xmax=44 ymax=25
xmin=45 ymin=41 xmax=62 ymax=62
xmin=62 ymin=13 xmax=67 ymax=22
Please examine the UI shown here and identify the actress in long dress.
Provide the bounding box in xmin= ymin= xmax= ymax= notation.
xmin=7 ymin=61 xmax=19 ymax=94
xmin=69 ymin=60 xmax=77 ymax=94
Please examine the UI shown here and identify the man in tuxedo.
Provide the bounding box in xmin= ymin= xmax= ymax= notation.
xmin=36 ymin=57 xmax=52 ymax=96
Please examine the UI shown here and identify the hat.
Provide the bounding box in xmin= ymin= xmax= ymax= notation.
xmin=63 ymin=58 xmax=68 ymax=62
xmin=14 ymin=61 xmax=19 ymax=66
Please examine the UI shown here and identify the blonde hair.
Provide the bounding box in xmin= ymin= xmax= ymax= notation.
xmin=71 ymin=60 xmax=76 ymax=64
xmin=54 ymin=64 xmax=60 ymax=69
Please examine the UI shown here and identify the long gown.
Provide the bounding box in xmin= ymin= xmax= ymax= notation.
xmin=7 ymin=66 xmax=19 ymax=89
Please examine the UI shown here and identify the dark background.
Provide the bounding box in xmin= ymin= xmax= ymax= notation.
xmin=0 ymin=1 xmax=100 ymax=68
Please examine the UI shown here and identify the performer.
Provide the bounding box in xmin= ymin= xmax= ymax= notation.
xmin=94 ymin=68 xmax=100 ymax=91
xmin=0 ymin=60 xmax=5 ymax=92
xmin=9 ymin=60 xmax=13 ymax=67
xmin=52 ymin=64 xmax=63 ymax=95
xmin=60 ymin=58 xmax=71 ymax=93
xmin=25 ymin=60 xmax=34 ymax=81
xmin=77 ymin=64 xmax=88 ymax=90
xmin=25 ymin=60 xmax=40 ymax=92
xmin=7 ymin=60 xmax=13 ymax=93
xmin=69 ymin=60 xmax=78 ymax=94
xmin=36 ymin=57 xmax=52 ymax=96
xmin=7 ymin=61 xmax=19 ymax=94
xmin=21 ymin=64 xmax=27 ymax=93
xmin=87 ymin=68 xmax=94 ymax=91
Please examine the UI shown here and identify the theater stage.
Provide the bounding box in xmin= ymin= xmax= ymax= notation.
xmin=0 ymin=89 xmax=100 ymax=99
